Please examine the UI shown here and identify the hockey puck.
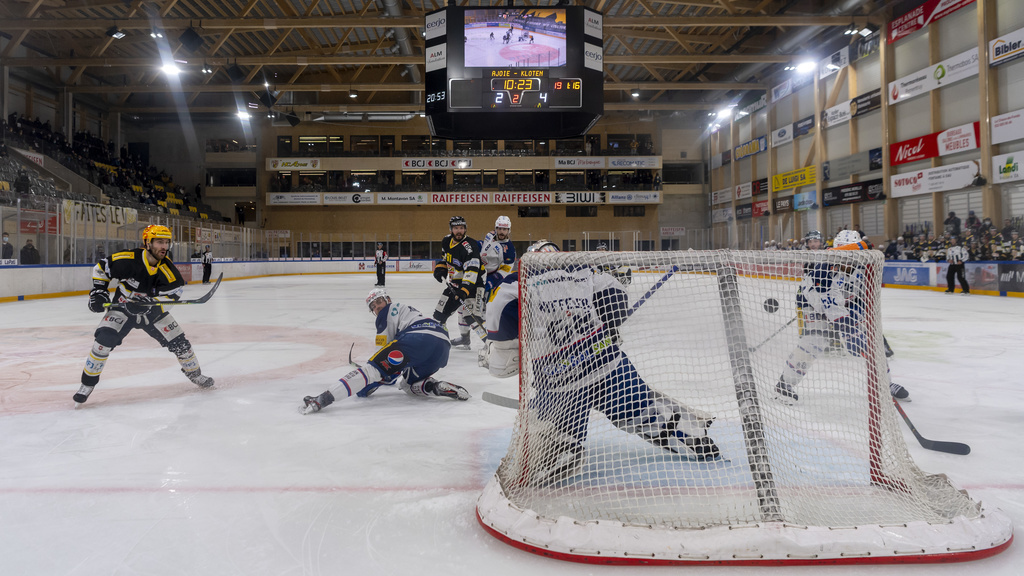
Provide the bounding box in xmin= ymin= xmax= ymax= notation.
xmin=763 ymin=297 xmax=779 ymax=313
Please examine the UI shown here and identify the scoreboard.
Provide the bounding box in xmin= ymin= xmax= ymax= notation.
xmin=424 ymin=6 xmax=603 ymax=140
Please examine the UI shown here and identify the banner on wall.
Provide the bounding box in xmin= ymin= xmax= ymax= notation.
xmin=889 ymin=160 xmax=983 ymax=198
xmin=266 ymin=158 xmax=321 ymax=170
xmin=737 ymin=92 xmax=767 ymax=117
xmin=61 ymin=200 xmax=138 ymax=226
xmin=888 ymin=0 xmax=976 ymax=44
xmin=992 ymin=152 xmax=1023 ymax=184
xmin=752 ymin=199 xmax=771 ymax=217
xmin=733 ymin=136 xmax=767 ymax=160
xmin=735 ymin=203 xmax=753 ymax=220
xmin=821 ymin=100 xmax=851 ymax=129
xmin=555 ymin=192 xmax=604 ymax=204
xmin=742 ymin=178 xmax=769 ymax=197
xmin=771 ymin=79 xmax=792 ymax=102
xmin=660 ymin=227 xmax=687 ymax=237
xmin=773 ymin=196 xmax=794 ymax=214
xmin=712 ymin=207 xmax=732 ymax=224
xmin=554 ymin=157 xmax=605 ymax=168
xmin=711 ymin=187 xmax=731 ymax=205
xmin=890 ymin=121 xmax=980 ymax=166
xmin=822 ymin=178 xmax=885 ymax=207
xmin=492 ymin=192 xmax=551 ymax=204
xmin=772 ymin=166 xmax=817 ymax=192
xmin=266 ymin=193 xmax=322 ymax=205
xmin=990 ymin=26 xmax=1024 ymax=66
xmin=323 ymin=193 xmax=375 ymax=205
xmin=401 ymin=158 xmax=473 ymax=169
xmin=823 ymin=148 xmax=883 ymax=181
xmin=882 ymin=261 xmax=931 ymax=286
xmin=992 ymin=108 xmax=1024 ymax=145
xmin=819 ymin=46 xmax=850 ymax=79
xmin=771 ymin=114 xmax=816 ymax=147
xmin=608 ymin=191 xmax=660 ymax=203
xmin=432 ymin=192 xmax=490 ymax=204
xmin=608 ymin=156 xmax=661 ymax=169
xmin=793 ymin=190 xmax=817 ymax=211
xmin=888 ymin=47 xmax=979 ymax=104
xmin=851 ymin=88 xmax=882 ymax=118
xmin=378 ymin=192 xmax=428 ymax=204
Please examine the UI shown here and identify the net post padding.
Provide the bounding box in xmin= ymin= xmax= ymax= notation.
xmin=480 ymin=249 xmax=1013 ymax=565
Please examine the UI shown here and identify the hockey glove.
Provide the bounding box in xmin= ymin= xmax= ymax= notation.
xmin=88 ymin=288 xmax=110 ymax=313
xmin=433 ymin=263 xmax=448 ymax=283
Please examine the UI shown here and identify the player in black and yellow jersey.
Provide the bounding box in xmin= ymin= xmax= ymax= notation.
xmin=75 ymin=224 xmax=214 ymax=406
xmin=432 ymin=215 xmax=485 ymax=349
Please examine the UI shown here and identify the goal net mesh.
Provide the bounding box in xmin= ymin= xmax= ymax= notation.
xmin=479 ymin=249 xmax=1010 ymax=562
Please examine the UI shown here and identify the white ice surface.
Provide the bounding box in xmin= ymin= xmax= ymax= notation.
xmin=0 ymin=273 xmax=1020 ymax=575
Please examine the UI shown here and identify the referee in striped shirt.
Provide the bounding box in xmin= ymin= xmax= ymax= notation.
xmin=945 ymin=236 xmax=970 ymax=295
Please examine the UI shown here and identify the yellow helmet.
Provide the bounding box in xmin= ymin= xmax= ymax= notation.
xmin=142 ymin=224 xmax=172 ymax=243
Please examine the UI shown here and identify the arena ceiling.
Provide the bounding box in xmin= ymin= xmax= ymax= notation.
xmin=0 ymin=0 xmax=897 ymax=123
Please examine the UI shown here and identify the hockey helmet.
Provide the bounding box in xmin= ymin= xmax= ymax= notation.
xmin=366 ymin=287 xmax=390 ymax=314
xmin=494 ymin=215 xmax=511 ymax=230
xmin=527 ymin=240 xmax=559 ymax=253
xmin=804 ymin=230 xmax=823 ymax=241
xmin=141 ymin=224 xmax=172 ymax=244
xmin=833 ymin=229 xmax=862 ymax=248
xmin=449 ymin=215 xmax=467 ymax=229
xmin=596 ymin=242 xmax=609 ymax=251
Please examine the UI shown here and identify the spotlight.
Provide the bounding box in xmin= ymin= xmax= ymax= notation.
xmin=795 ymin=60 xmax=817 ymax=74
xmin=859 ymin=25 xmax=876 ymax=38
xmin=844 ymin=24 xmax=858 ymax=36
xmin=106 ymin=26 xmax=126 ymax=40
xmin=630 ymin=88 xmax=640 ymax=98
xmin=161 ymin=63 xmax=180 ymax=75
xmin=150 ymin=29 xmax=164 ymax=39
xmin=349 ymin=89 xmax=358 ymax=99
xmin=237 ymin=111 xmax=250 ymax=120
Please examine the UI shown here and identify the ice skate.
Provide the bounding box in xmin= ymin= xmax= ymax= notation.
xmin=774 ymin=377 xmax=799 ymax=405
xmin=301 ymin=391 xmax=335 ymax=414
xmin=184 ymin=368 xmax=215 ymax=388
xmin=73 ymin=384 xmax=95 ymax=406
xmin=890 ymin=381 xmax=910 ymax=401
xmin=426 ymin=378 xmax=470 ymax=401
xmin=449 ymin=334 xmax=471 ymax=350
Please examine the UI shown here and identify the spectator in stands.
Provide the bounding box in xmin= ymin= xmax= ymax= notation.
xmin=630 ymin=138 xmax=639 ymax=155
xmin=884 ymin=237 xmax=906 ymax=260
xmin=20 ymin=238 xmax=40 ymax=264
xmin=15 ymin=169 xmax=31 ymax=194
xmin=2 ymin=233 xmax=13 ymax=260
xmin=1001 ymin=218 xmax=1017 ymax=237
xmin=965 ymin=210 xmax=981 ymax=233
xmin=944 ymin=211 xmax=962 ymax=237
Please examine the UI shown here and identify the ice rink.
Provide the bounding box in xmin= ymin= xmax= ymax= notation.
xmin=464 ymin=26 xmax=567 ymax=68
xmin=0 ymin=271 xmax=1021 ymax=575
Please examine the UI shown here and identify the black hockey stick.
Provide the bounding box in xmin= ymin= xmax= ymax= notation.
xmin=104 ymin=272 xmax=224 ymax=308
xmin=891 ymin=398 xmax=971 ymax=455
xmin=348 ymin=342 xmax=361 ymax=368
xmin=748 ymin=315 xmax=798 ymax=353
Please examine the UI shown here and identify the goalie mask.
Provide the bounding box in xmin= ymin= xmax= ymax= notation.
xmin=366 ymin=288 xmax=391 ymax=315
xmin=832 ymin=230 xmax=863 ymax=248
xmin=527 ymin=240 xmax=559 ymax=253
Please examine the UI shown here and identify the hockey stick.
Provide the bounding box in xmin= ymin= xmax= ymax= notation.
xmin=482 ymin=391 xmax=519 ymax=409
xmin=104 ymin=272 xmax=224 ymax=308
xmin=891 ymin=398 xmax=971 ymax=455
xmin=748 ymin=315 xmax=798 ymax=353
xmin=348 ymin=342 xmax=361 ymax=368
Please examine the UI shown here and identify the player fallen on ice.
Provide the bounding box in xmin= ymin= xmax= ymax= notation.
xmin=775 ymin=229 xmax=909 ymax=405
xmin=432 ymin=216 xmax=485 ymax=350
xmin=301 ymin=288 xmax=469 ymax=414
xmin=486 ymin=241 xmax=720 ymax=485
xmin=75 ymin=224 xmax=214 ymax=406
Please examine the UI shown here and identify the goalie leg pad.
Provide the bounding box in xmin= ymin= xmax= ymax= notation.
xmin=526 ymin=416 xmax=586 ymax=485
xmin=594 ymin=358 xmax=719 ymax=460
xmin=486 ymin=339 xmax=519 ymax=378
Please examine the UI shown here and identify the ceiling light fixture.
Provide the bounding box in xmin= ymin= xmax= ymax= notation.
xmin=349 ymin=89 xmax=358 ymax=99
xmin=631 ymin=87 xmax=640 ymax=98
xmin=106 ymin=26 xmax=126 ymax=40
xmin=161 ymin=63 xmax=180 ymax=75
xmin=795 ymin=60 xmax=817 ymax=74
xmin=150 ymin=29 xmax=164 ymax=39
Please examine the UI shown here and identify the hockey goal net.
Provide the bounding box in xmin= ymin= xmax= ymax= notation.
xmin=477 ymin=249 xmax=1012 ymax=565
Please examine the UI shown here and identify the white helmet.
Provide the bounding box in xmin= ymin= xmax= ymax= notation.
xmin=833 ymin=229 xmax=862 ymax=248
xmin=494 ymin=215 xmax=511 ymax=230
xmin=365 ymin=287 xmax=390 ymax=314
xmin=527 ymin=240 xmax=559 ymax=253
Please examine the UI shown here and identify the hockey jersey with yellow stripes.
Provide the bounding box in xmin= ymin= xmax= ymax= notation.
xmin=92 ymin=248 xmax=185 ymax=301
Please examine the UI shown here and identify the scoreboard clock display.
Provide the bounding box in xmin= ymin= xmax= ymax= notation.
xmin=424 ymin=6 xmax=603 ymax=140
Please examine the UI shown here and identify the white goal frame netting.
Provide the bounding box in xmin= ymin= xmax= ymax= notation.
xmin=477 ymin=250 xmax=1012 ymax=565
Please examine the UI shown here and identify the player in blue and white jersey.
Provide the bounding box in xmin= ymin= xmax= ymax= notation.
xmin=775 ymin=230 xmax=909 ymax=404
xmin=301 ymin=288 xmax=469 ymax=414
xmin=480 ymin=215 xmax=518 ymax=295
xmin=483 ymin=241 xmax=720 ymax=484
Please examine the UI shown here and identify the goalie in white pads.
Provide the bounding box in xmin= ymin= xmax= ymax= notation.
xmin=493 ymin=241 xmax=720 ymax=485
xmin=775 ymin=230 xmax=909 ymax=404
xmin=302 ymin=288 xmax=469 ymax=414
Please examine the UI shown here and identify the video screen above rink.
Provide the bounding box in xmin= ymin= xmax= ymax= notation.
xmin=424 ymin=6 xmax=603 ymax=140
